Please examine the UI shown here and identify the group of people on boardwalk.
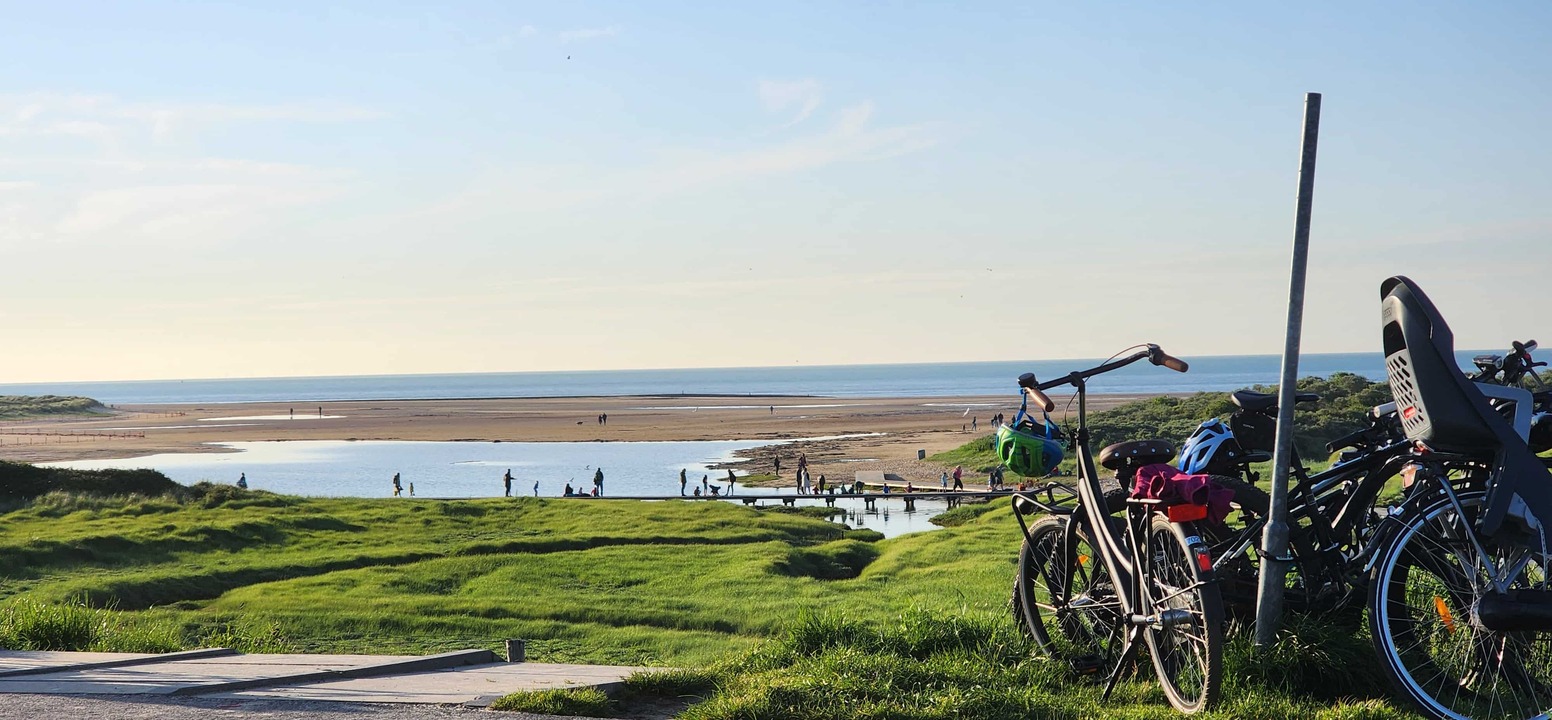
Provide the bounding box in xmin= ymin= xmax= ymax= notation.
xmin=792 ymin=453 xmax=826 ymax=494
xmin=391 ymin=472 xmax=414 ymax=497
xmin=679 ymin=468 xmax=736 ymax=497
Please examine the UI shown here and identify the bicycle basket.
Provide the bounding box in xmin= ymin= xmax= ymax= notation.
xmin=997 ymin=417 xmax=1064 ymax=477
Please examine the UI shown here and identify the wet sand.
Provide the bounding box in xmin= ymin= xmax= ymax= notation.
xmin=0 ymin=393 xmax=1164 ymax=487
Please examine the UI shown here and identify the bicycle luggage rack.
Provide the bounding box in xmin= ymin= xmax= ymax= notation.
xmin=1011 ymin=481 xmax=1082 ymax=517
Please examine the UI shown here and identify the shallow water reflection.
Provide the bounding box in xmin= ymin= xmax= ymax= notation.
xmin=44 ymin=440 xmax=949 ymax=538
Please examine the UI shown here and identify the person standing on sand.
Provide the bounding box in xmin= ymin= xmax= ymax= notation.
xmin=533 ymin=480 xmax=539 ymax=497
xmin=773 ymin=456 xmax=781 ymax=477
xmin=952 ymin=465 xmax=963 ymax=491
xmin=593 ymin=467 xmax=604 ymax=496
xmin=409 ymin=482 xmax=414 ymax=497
xmin=680 ymin=468 xmax=688 ymax=496
xmin=972 ymin=417 xmax=978 ymax=432
xmin=392 ymin=472 xmax=402 ymax=497
xmin=602 ymin=413 xmax=608 ymax=425
xmin=318 ymin=407 xmax=323 ymax=417
xmin=237 ymin=473 xmax=248 ymax=489
xmin=503 ymin=469 xmax=513 ymax=497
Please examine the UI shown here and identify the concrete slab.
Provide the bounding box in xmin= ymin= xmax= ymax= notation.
xmin=0 ymin=653 xmax=412 ymax=695
xmin=0 ymin=650 xmax=647 ymax=705
xmin=220 ymin=662 xmax=653 ymax=705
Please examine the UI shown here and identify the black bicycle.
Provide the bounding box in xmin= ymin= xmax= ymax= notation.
xmin=1006 ymin=345 xmax=1223 ymax=713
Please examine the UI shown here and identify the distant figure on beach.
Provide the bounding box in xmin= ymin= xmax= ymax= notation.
xmin=392 ymin=472 xmax=402 ymax=497
xmin=409 ymin=482 xmax=414 ymax=497
xmin=680 ymin=468 xmax=688 ymax=496
xmin=952 ymin=465 xmax=963 ymax=491
xmin=817 ymin=474 xmax=826 ymax=493
xmin=601 ymin=413 xmax=608 ymax=425
xmin=503 ymin=469 xmax=513 ymax=497
xmin=972 ymin=417 xmax=977 ymax=432
xmin=318 ymin=407 xmax=323 ymax=417
xmin=236 ymin=473 xmax=247 ymax=490
xmin=702 ymin=474 xmax=709 ymax=493
xmin=773 ymin=456 xmax=781 ymax=477
xmin=940 ymin=470 xmax=949 ymax=488
xmin=593 ymin=467 xmax=604 ymax=496
xmin=290 ymin=408 xmax=294 ymax=419
xmin=533 ymin=480 xmax=539 ymax=496
xmin=769 ymin=405 xmax=774 ymax=414
xmin=564 ymin=482 xmax=575 ymax=496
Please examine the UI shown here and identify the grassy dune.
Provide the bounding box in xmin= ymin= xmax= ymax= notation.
xmin=0 ymin=487 xmax=1419 ymax=718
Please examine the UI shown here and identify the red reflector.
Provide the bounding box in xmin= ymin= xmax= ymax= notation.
xmin=1196 ymin=551 xmax=1214 ymax=573
xmin=1402 ymin=406 xmax=1417 ymax=420
xmin=1167 ymin=503 xmax=1208 ymax=523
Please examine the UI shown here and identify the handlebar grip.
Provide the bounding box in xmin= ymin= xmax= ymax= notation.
xmin=1017 ymin=373 xmax=1055 ymax=413
xmin=1158 ymin=353 xmax=1189 ymax=373
xmin=1023 ymin=386 xmax=1055 ymax=413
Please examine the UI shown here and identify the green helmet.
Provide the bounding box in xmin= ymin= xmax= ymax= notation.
xmin=996 ymin=418 xmax=1064 ymax=477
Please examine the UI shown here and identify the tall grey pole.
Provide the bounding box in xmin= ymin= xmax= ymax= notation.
xmin=1255 ymin=92 xmax=1321 ymax=649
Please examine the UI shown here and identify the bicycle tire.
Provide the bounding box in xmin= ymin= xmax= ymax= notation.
xmin=1368 ymin=490 xmax=1552 ymax=720
xmin=1143 ymin=514 xmax=1223 ymax=714
xmin=1013 ymin=514 xmax=1122 ymax=665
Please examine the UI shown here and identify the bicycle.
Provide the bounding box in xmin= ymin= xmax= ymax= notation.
xmin=1005 ymin=344 xmax=1224 ymax=713
xmin=1360 ymin=276 xmax=1552 ymax=720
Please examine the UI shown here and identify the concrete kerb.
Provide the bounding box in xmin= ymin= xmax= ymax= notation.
xmin=167 ymin=648 xmax=496 ymax=696
xmin=0 ymin=648 xmax=238 ymax=678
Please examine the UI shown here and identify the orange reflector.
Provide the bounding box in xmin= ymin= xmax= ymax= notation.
xmin=1434 ymin=596 xmax=1456 ymax=634
xmin=1167 ymin=503 xmax=1208 ymax=523
xmin=1077 ymin=554 xmax=1090 ymax=566
xmin=1195 ymin=551 xmax=1213 ymax=573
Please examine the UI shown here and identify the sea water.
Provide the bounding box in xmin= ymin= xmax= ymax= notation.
xmin=0 ymin=351 xmax=1475 ymax=405
xmin=42 ymin=440 xmax=949 ymax=538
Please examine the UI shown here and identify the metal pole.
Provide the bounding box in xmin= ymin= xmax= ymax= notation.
xmin=1254 ymin=92 xmax=1321 ymax=649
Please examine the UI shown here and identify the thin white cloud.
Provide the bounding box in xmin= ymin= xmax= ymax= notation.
xmin=759 ymin=79 xmax=823 ymax=126
xmin=518 ymin=25 xmax=538 ymax=37
xmin=558 ymin=25 xmax=621 ymax=43
xmin=0 ymin=181 xmax=38 ymax=191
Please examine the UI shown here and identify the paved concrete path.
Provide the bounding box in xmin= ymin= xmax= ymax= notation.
xmin=0 ymin=649 xmax=648 ymax=706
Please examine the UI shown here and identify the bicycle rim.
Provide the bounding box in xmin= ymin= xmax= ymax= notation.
xmin=1369 ymin=492 xmax=1552 ymax=720
xmin=1143 ymin=514 xmax=1223 ymax=713
xmin=1015 ymin=515 xmax=1121 ymax=664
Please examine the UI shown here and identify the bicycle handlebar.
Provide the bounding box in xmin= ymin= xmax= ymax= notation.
xmin=1018 ymin=344 xmax=1187 ymax=410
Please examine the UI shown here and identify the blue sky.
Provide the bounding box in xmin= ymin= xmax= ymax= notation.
xmin=0 ymin=1 xmax=1548 ymax=381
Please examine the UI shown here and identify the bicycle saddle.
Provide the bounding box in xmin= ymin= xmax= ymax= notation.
xmin=1099 ymin=439 xmax=1175 ymax=470
xmin=1231 ymin=390 xmax=1319 ymax=413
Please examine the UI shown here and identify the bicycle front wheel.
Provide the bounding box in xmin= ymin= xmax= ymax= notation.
xmin=1143 ymin=514 xmax=1223 ymax=713
xmin=1369 ymin=491 xmax=1552 ymax=720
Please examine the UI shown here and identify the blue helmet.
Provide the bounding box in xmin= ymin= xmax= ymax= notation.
xmin=1177 ymin=418 xmax=1243 ymax=474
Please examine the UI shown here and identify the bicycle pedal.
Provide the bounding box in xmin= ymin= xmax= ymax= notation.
xmin=1068 ymin=655 xmax=1104 ymax=675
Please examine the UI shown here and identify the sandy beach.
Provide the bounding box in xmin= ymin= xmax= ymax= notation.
xmin=0 ymin=392 xmax=1159 ymax=487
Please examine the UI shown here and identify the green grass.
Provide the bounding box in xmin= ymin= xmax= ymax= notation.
xmin=0 ymin=395 xmax=107 ymax=420
xmin=490 ymin=687 xmax=617 ymax=716
xmin=0 ymin=484 xmax=1420 ymax=718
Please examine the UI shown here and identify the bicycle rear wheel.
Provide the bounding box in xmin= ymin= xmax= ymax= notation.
xmin=1143 ymin=514 xmax=1223 ymax=713
xmin=1014 ymin=515 xmax=1122 ymax=667
xmin=1369 ymin=491 xmax=1552 ymax=720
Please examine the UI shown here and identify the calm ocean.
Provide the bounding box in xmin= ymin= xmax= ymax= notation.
xmin=0 ymin=351 xmax=1499 ymax=406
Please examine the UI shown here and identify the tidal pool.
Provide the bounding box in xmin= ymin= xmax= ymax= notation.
xmin=44 ymin=440 xmax=951 ymax=537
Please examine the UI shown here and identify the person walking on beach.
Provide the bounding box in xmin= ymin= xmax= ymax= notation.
xmin=392 ymin=472 xmax=402 ymax=497
xmin=533 ymin=480 xmax=539 ymax=497
xmin=318 ymin=407 xmax=323 ymax=417
xmin=952 ymin=465 xmax=963 ymax=491
xmin=237 ymin=473 xmax=247 ymax=490
xmin=601 ymin=413 xmax=608 ymax=425
xmin=289 ymin=408 xmax=294 ymax=419
xmin=503 ymin=469 xmax=513 ymax=497
xmin=680 ymin=469 xmax=688 ymax=496
xmin=972 ymin=417 xmax=978 ymax=432
xmin=593 ymin=467 xmax=604 ymax=496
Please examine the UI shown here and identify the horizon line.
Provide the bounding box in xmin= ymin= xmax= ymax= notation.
xmin=0 ymin=349 xmax=1410 ymax=387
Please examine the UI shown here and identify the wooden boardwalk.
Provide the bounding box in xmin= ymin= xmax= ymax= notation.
xmin=554 ymin=490 xmax=1013 ymax=509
